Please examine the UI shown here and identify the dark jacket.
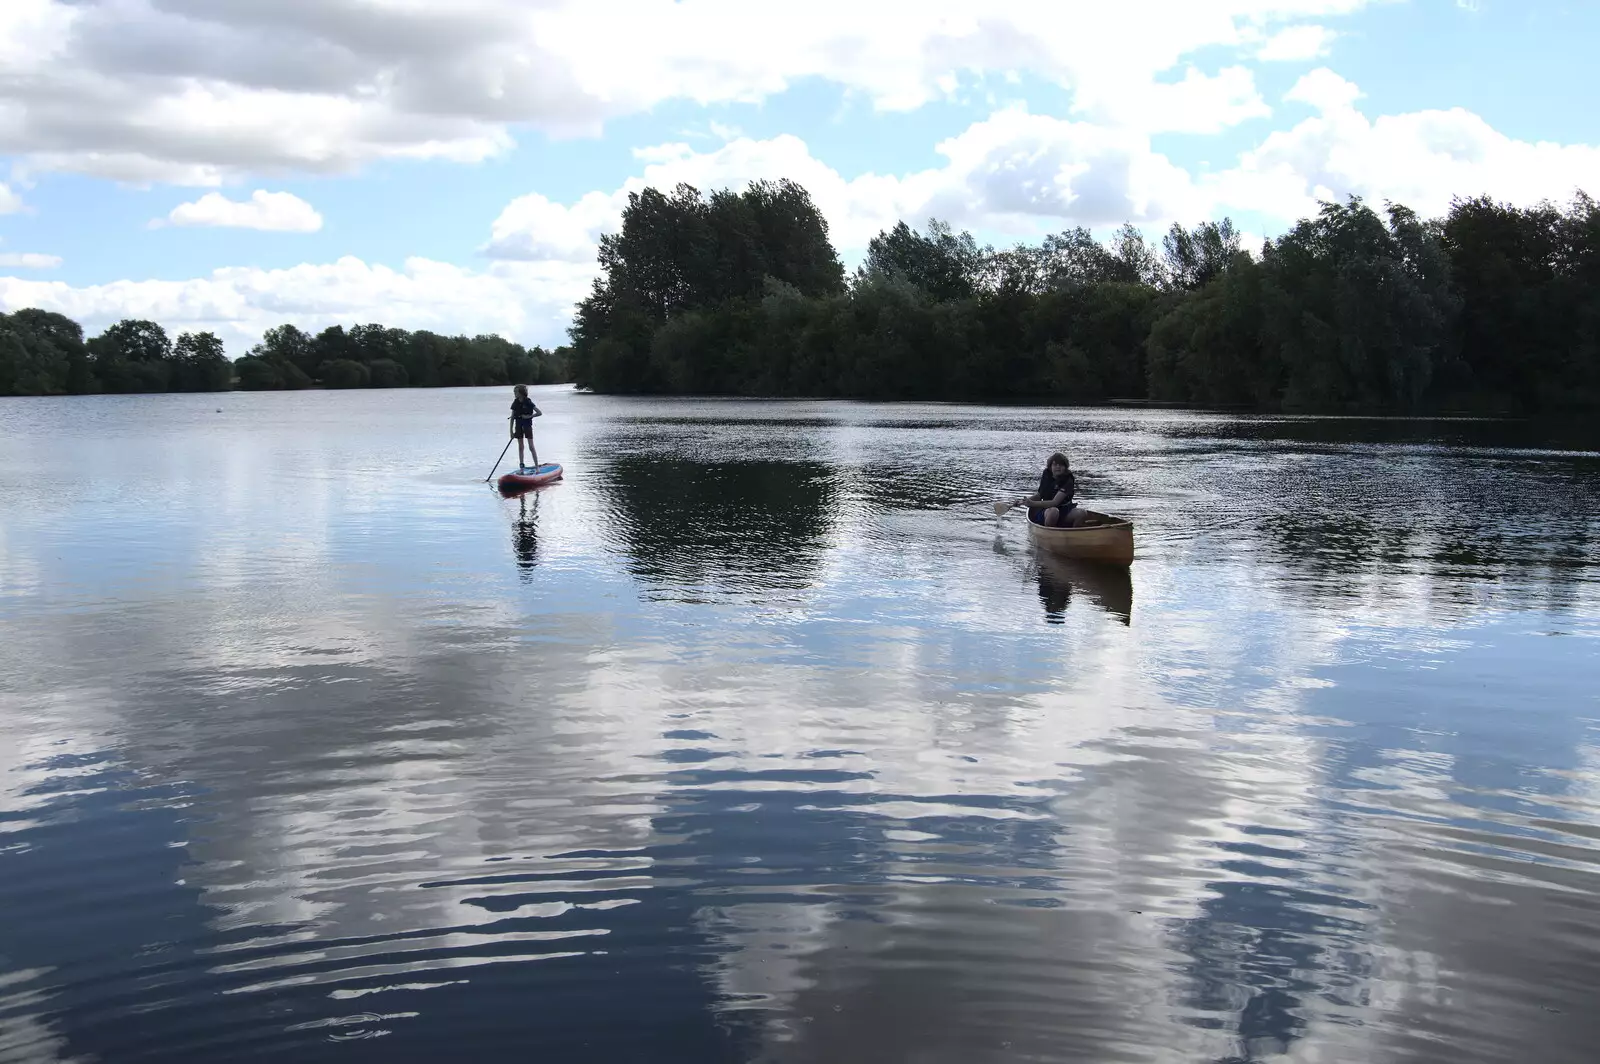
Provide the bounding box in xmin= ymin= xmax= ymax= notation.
xmin=1038 ymin=468 xmax=1075 ymax=508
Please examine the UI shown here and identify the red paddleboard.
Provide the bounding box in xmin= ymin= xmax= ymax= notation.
xmin=498 ymin=463 xmax=563 ymax=490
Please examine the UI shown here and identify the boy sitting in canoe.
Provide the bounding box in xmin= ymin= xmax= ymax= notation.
xmin=1015 ymin=452 xmax=1087 ymax=527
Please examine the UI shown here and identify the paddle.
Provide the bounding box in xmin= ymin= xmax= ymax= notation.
xmin=998 ymin=498 xmax=1107 ymax=529
xmin=485 ymin=438 xmax=515 ymax=482
xmin=485 ymin=416 xmax=515 ymax=482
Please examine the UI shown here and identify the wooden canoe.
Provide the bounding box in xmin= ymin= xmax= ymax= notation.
xmin=1027 ymin=509 xmax=1135 ymax=566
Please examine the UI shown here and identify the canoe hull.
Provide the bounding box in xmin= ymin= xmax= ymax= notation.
xmin=1027 ymin=509 xmax=1135 ymax=566
xmin=498 ymin=463 xmax=563 ymax=491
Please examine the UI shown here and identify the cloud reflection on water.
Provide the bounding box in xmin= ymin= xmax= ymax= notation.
xmin=1 ymin=391 xmax=1598 ymax=1061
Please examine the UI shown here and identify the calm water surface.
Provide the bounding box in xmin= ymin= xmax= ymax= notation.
xmin=2 ymin=388 xmax=1599 ymax=1063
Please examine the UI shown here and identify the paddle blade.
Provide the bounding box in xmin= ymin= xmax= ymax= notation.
xmin=993 ymin=500 xmax=1012 ymax=517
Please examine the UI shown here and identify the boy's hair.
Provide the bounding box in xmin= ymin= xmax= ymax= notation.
xmin=1047 ymin=452 xmax=1070 ymax=470
xmin=513 ymin=383 xmax=528 ymax=396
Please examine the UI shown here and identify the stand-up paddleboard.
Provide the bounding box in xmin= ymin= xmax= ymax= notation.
xmin=498 ymin=463 xmax=563 ymax=491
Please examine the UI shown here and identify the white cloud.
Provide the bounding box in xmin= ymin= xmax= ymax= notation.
xmin=485 ymin=111 xmax=1210 ymax=268
xmin=1076 ymin=66 xmax=1271 ymax=136
xmin=650 ymin=86 xmax=1600 ymax=246
xmin=0 ymin=256 xmax=594 ymax=352
xmin=158 ymin=190 xmax=324 ymax=232
xmin=1145 ymin=66 xmax=1271 ymax=134
xmin=0 ymin=183 xmax=22 ymax=214
xmin=0 ymin=252 xmax=62 ymax=269
xmin=1257 ymin=24 xmax=1336 ymax=60
xmin=1286 ymin=67 xmax=1363 ymax=112
xmin=925 ymin=109 xmax=1208 ymax=229
xmin=5 ymin=108 xmax=1218 ymax=353
xmin=1218 ymin=74 xmax=1600 ymax=219
xmin=11 ymin=65 xmax=1600 ymax=354
xmin=483 ymin=191 xmax=619 ymax=263
xmin=0 ymin=0 xmax=1387 ymax=184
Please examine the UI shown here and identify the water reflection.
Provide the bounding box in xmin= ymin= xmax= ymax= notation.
xmin=583 ymin=450 xmax=842 ymax=600
xmin=501 ymin=487 xmax=542 ymax=577
xmin=990 ymin=535 xmax=1134 ymax=626
xmin=1253 ymin=502 xmax=1598 ymax=617
xmin=1035 ymin=552 xmax=1134 ymax=625
xmin=852 ymin=461 xmax=976 ymax=511
xmin=2 ymin=390 xmax=1599 ymax=1063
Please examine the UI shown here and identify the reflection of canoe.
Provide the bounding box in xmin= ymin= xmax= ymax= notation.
xmin=1035 ymin=550 xmax=1133 ymax=623
xmin=498 ymin=463 xmax=563 ymax=491
xmin=1027 ymin=510 xmax=1135 ymax=566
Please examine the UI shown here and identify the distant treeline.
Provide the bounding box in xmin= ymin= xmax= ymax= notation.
xmin=569 ymin=179 xmax=1600 ymax=415
xmin=0 ymin=315 xmax=572 ymax=396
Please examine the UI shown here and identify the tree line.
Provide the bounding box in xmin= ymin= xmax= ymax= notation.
xmin=0 ymin=314 xmax=572 ymax=396
xmin=568 ymin=179 xmax=1600 ymax=415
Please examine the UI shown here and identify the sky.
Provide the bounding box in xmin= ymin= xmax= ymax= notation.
xmin=1 ymin=0 xmax=1598 ymax=354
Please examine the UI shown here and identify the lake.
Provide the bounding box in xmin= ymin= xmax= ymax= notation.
xmin=2 ymin=386 xmax=1598 ymax=1063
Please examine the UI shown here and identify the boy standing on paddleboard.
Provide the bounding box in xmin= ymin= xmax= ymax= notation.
xmin=510 ymin=384 xmax=542 ymax=469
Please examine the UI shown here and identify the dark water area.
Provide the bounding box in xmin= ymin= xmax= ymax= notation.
xmin=2 ymin=387 xmax=1598 ymax=1063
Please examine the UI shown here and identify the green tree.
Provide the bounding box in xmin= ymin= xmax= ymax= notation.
xmin=572 ymin=177 xmax=846 ymax=390
xmin=0 ymin=309 xmax=84 ymax=395
xmin=1037 ymin=228 xmax=1127 ymax=289
xmin=862 ymin=219 xmax=987 ymax=301
xmin=1260 ymin=198 xmax=1458 ymax=412
xmin=399 ymin=330 xmax=447 ymax=387
xmin=172 ymin=331 xmax=231 ymax=391
xmin=91 ymin=319 xmax=171 ymax=363
xmin=0 ymin=327 xmax=42 ymax=395
xmin=1441 ymin=193 xmax=1600 ymax=411
xmin=367 ymin=358 xmax=409 ymax=388
xmin=321 ymin=358 xmax=371 ymax=388
xmin=311 ymin=325 xmax=354 ymax=378
xmin=348 ymin=323 xmax=408 ymax=366
xmin=0 ymin=312 xmax=574 ymax=395
xmin=743 ymin=178 xmax=847 ymax=297
xmin=1107 ymin=224 xmax=1164 ymax=287
xmin=1162 ymin=219 xmax=1243 ymax=291
xmin=89 ymin=319 xmax=173 ymax=392
xmin=234 ymin=356 xmax=284 ymax=390
xmin=251 ymin=324 xmax=318 ymax=383
xmin=13 ymin=177 xmax=1600 ymax=412
xmin=1146 ymin=255 xmax=1270 ymax=406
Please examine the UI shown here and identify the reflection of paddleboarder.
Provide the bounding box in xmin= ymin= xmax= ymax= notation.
xmin=512 ymin=492 xmax=539 ymax=578
xmin=510 ymin=384 xmax=543 ymax=469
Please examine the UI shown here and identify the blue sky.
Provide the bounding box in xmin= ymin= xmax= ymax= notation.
xmin=2 ymin=0 xmax=1598 ymax=352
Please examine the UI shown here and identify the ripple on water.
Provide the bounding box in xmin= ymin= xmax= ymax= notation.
xmin=2 ymin=394 xmax=1599 ymax=1062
